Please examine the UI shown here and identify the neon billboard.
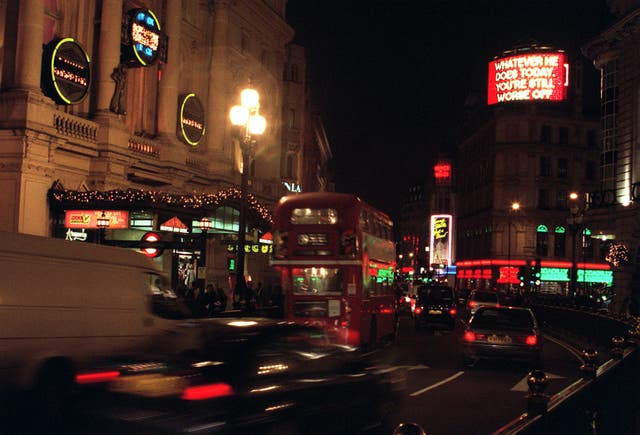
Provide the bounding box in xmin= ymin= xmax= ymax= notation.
xmin=487 ymin=52 xmax=569 ymax=105
xmin=429 ymin=214 xmax=452 ymax=267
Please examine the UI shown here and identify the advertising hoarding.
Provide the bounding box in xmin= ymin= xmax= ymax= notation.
xmin=487 ymin=52 xmax=569 ymax=105
xmin=430 ymin=214 xmax=452 ymax=267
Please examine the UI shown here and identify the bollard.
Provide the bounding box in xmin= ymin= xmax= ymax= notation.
xmin=627 ymin=325 xmax=640 ymax=347
xmin=580 ymin=348 xmax=598 ymax=378
xmin=610 ymin=336 xmax=625 ymax=359
xmin=526 ymin=369 xmax=549 ymax=415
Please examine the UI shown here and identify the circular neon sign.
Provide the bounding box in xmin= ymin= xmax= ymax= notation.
xmin=125 ymin=9 xmax=161 ymax=67
xmin=41 ymin=37 xmax=91 ymax=105
xmin=179 ymin=93 xmax=206 ymax=146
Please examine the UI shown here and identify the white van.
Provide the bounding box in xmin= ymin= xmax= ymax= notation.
xmin=0 ymin=231 xmax=182 ymax=401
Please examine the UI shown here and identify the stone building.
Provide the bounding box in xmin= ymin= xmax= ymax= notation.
xmin=582 ymin=0 xmax=640 ymax=313
xmin=0 ymin=0 xmax=329 ymax=292
xmin=455 ymin=45 xmax=612 ymax=297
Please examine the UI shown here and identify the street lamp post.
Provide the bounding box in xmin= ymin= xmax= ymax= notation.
xmin=568 ymin=192 xmax=584 ymax=299
xmin=507 ymin=202 xmax=520 ymax=290
xmin=198 ymin=217 xmax=211 ymax=289
xmin=230 ymin=86 xmax=266 ymax=309
xmin=96 ymin=211 xmax=110 ymax=244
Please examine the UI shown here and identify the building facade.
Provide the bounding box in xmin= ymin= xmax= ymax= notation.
xmin=0 ymin=0 xmax=327 ymax=296
xmin=455 ymin=46 xmax=613 ymax=299
xmin=582 ymin=0 xmax=640 ymax=314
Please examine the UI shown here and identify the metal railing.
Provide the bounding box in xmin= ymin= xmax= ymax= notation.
xmin=493 ymin=303 xmax=639 ymax=434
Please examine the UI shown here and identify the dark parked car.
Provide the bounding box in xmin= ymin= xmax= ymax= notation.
xmin=413 ymin=285 xmax=457 ymax=330
xmin=461 ymin=306 xmax=542 ymax=367
xmin=74 ymin=318 xmax=405 ymax=434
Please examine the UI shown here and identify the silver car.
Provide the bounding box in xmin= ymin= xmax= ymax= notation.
xmin=467 ymin=290 xmax=500 ymax=315
xmin=461 ymin=306 xmax=542 ymax=367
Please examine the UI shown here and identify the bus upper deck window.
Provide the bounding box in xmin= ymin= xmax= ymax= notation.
xmin=290 ymin=208 xmax=338 ymax=225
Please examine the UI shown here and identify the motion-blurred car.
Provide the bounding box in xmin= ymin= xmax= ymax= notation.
xmin=466 ymin=290 xmax=501 ymax=315
xmin=74 ymin=318 xmax=405 ymax=434
xmin=413 ymin=285 xmax=457 ymax=330
xmin=461 ymin=306 xmax=542 ymax=367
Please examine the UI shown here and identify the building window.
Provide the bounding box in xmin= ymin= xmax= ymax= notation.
xmin=538 ymin=189 xmax=550 ymax=210
xmin=285 ymin=154 xmax=297 ymax=179
xmin=601 ymin=61 xmax=617 ymax=191
xmin=212 ymin=206 xmax=240 ymax=233
xmin=557 ymin=158 xmax=568 ymax=178
xmin=586 ymin=160 xmax=597 ymax=181
xmin=582 ymin=228 xmax=594 ymax=259
xmin=536 ymin=229 xmax=548 ymax=257
xmin=558 ymin=127 xmax=569 ymax=144
xmin=540 ymin=156 xmax=550 ymax=176
xmin=556 ymin=190 xmax=568 ymax=210
xmin=540 ymin=125 xmax=551 ymax=143
xmin=554 ymin=231 xmax=566 ymax=257
xmin=289 ymin=109 xmax=295 ymax=129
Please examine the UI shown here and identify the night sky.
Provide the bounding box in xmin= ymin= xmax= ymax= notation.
xmin=285 ymin=0 xmax=615 ymax=221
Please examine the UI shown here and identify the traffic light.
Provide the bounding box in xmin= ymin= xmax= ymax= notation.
xmin=227 ymin=256 xmax=235 ymax=271
xmin=140 ymin=232 xmax=163 ymax=258
xmin=530 ymin=259 xmax=541 ymax=287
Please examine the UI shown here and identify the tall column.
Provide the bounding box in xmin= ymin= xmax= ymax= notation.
xmin=157 ymin=0 xmax=182 ymax=137
xmin=208 ymin=0 xmax=231 ymax=158
xmin=95 ymin=0 xmax=123 ymax=114
xmin=13 ymin=0 xmax=44 ymax=91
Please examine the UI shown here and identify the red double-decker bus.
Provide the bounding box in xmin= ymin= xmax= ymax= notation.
xmin=271 ymin=192 xmax=397 ymax=349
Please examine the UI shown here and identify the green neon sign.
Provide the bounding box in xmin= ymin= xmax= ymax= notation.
xmin=537 ymin=225 xmax=548 ymax=233
xmin=577 ymin=269 xmax=613 ymax=285
xmin=555 ymin=226 xmax=566 ymax=234
xmin=540 ymin=267 xmax=569 ymax=281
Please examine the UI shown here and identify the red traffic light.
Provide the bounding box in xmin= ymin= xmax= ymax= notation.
xmin=141 ymin=232 xmax=163 ymax=258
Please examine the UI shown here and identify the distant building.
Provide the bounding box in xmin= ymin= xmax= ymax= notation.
xmin=455 ymin=44 xmax=610 ymax=297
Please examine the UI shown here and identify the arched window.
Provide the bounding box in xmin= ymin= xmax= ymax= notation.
xmin=536 ymin=225 xmax=548 ymax=257
xmin=286 ymin=154 xmax=297 ymax=179
xmin=554 ymin=226 xmax=566 ymax=257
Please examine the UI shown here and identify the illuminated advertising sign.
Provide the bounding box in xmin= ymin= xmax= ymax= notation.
xmin=123 ymin=9 xmax=162 ymax=67
xmin=434 ymin=161 xmax=452 ymax=185
xmin=179 ymin=93 xmax=206 ymax=146
xmin=487 ymin=52 xmax=569 ymax=105
xmin=41 ymin=38 xmax=91 ymax=105
xmin=429 ymin=214 xmax=452 ymax=267
xmin=65 ymin=210 xmax=129 ymax=229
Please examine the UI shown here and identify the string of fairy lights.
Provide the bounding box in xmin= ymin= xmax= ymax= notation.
xmin=606 ymin=242 xmax=630 ymax=268
xmin=49 ymin=186 xmax=272 ymax=224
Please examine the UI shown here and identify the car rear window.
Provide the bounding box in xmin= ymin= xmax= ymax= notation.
xmin=418 ymin=286 xmax=453 ymax=302
xmin=471 ymin=308 xmax=534 ymax=329
xmin=473 ymin=292 xmax=498 ymax=303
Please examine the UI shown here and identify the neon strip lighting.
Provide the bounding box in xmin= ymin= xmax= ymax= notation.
xmin=540 ymin=261 xmax=572 ymax=268
xmin=577 ymin=263 xmax=610 ymax=270
xmin=455 ymin=259 xmax=526 ymax=267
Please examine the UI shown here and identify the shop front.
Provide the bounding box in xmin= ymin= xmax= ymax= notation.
xmin=48 ymin=186 xmax=273 ymax=300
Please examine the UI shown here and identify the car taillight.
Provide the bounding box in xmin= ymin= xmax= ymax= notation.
xmin=75 ymin=371 xmax=121 ymax=384
xmin=468 ymin=301 xmax=476 ymax=308
xmin=181 ymin=382 xmax=235 ymax=401
xmin=525 ymin=335 xmax=538 ymax=346
xmin=463 ymin=331 xmax=476 ymax=342
xmin=414 ymin=306 xmax=423 ymax=315
xmin=449 ymin=308 xmax=457 ymax=316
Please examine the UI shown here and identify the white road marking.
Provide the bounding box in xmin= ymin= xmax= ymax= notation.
xmin=542 ymin=333 xmax=586 ymax=364
xmin=410 ymin=371 xmax=465 ymax=396
xmin=510 ymin=372 xmax=565 ymax=392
